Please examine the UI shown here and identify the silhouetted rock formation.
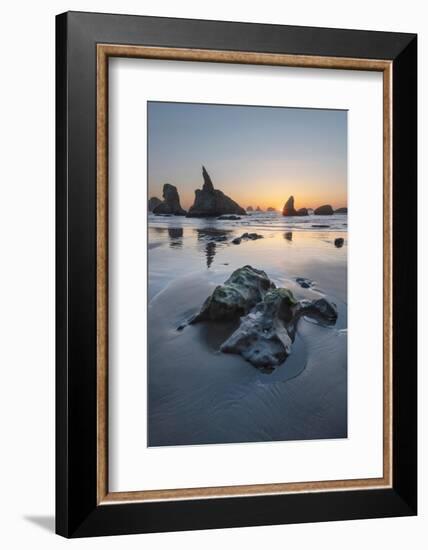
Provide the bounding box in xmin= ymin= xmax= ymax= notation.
xmin=153 ymin=184 xmax=187 ymax=216
xmin=334 ymin=238 xmax=344 ymax=248
xmin=267 ymin=207 xmax=276 ymax=212
xmin=187 ymin=166 xmax=246 ymax=218
xmin=148 ymin=196 xmax=162 ymax=211
xmin=284 ymin=232 xmax=293 ymax=241
xmin=282 ymin=196 xmax=297 ymax=216
xmin=314 ymin=204 xmax=334 ymax=215
xmin=256 ymin=206 xmax=263 ymax=212
xmin=246 ymin=206 xmax=254 ymax=212
xmin=217 ymin=215 xmax=241 ymax=220
xmin=296 ymin=208 xmax=309 ymax=216
xmin=335 ymin=207 xmax=348 ymax=214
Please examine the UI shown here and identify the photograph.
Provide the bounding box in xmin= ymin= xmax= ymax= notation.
xmin=147 ymin=101 xmax=348 ymax=446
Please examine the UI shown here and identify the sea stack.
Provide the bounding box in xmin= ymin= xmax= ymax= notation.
xmin=296 ymin=208 xmax=309 ymax=216
xmin=148 ymin=196 xmax=162 ymax=212
xmin=282 ymin=196 xmax=297 ymax=216
xmin=187 ymin=166 xmax=246 ymax=218
xmin=267 ymin=207 xmax=276 ymax=212
xmin=153 ymin=183 xmax=187 ymax=216
xmin=314 ymin=204 xmax=334 ymax=215
xmin=246 ymin=206 xmax=254 ymax=212
xmin=334 ymin=207 xmax=348 ymax=214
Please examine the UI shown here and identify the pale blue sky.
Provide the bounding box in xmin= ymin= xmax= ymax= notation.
xmin=148 ymin=102 xmax=347 ymax=210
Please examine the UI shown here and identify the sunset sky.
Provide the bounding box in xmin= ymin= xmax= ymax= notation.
xmin=148 ymin=102 xmax=347 ymax=211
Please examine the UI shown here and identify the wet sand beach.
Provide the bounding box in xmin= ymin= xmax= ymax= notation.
xmin=148 ymin=211 xmax=347 ymax=446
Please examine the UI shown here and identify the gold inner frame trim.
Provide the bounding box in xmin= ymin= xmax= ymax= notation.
xmin=96 ymin=44 xmax=393 ymax=505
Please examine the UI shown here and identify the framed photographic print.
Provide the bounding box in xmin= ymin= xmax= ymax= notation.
xmin=56 ymin=11 xmax=417 ymax=537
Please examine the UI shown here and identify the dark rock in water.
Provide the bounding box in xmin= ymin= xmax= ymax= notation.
xmin=334 ymin=237 xmax=344 ymax=248
xmin=267 ymin=207 xmax=276 ymax=212
xmin=246 ymin=206 xmax=254 ymax=212
xmin=217 ymin=215 xmax=241 ymax=220
xmin=232 ymin=232 xmax=263 ymax=244
xmin=192 ymin=266 xmax=338 ymax=369
xmin=282 ymin=195 xmax=297 ymax=216
xmin=148 ymin=196 xmax=162 ymax=211
xmin=284 ymin=231 xmax=293 ymax=241
xmin=296 ymin=277 xmax=313 ymax=289
xmin=314 ymin=204 xmax=334 ymax=215
xmin=312 ymin=224 xmax=330 ymax=228
xmin=153 ymin=184 xmax=187 ymax=216
xmin=191 ymin=266 xmax=275 ymax=323
xmin=296 ymin=207 xmax=309 ymax=216
xmin=187 ymin=166 xmax=246 ymax=217
xmin=335 ymin=207 xmax=348 ymax=214
xmin=256 ymin=206 xmax=263 ymax=212
xmin=299 ymin=297 xmax=338 ymax=325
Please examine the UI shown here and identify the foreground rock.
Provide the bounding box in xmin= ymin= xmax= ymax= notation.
xmin=314 ymin=204 xmax=334 ymax=215
xmin=335 ymin=207 xmax=348 ymax=214
xmin=221 ymin=292 xmax=337 ymax=369
xmin=187 ymin=166 xmax=246 ymax=217
xmin=191 ymin=266 xmax=338 ymax=369
xmin=282 ymin=195 xmax=297 ymax=216
xmin=191 ymin=266 xmax=274 ymax=322
xmin=153 ymin=184 xmax=187 ymax=215
xmin=148 ymin=196 xmax=162 ymax=211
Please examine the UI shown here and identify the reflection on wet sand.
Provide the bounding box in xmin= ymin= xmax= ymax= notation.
xmin=195 ymin=227 xmax=232 ymax=269
xmin=205 ymin=242 xmax=216 ymax=268
xmin=147 ymin=219 xmax=348 ymax=446
xmin=168 ymin=227 xmax=183 ymax=249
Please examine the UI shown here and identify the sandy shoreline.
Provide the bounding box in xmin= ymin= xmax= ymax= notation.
xmin=147 ymin=215 xmax=347 ymax=446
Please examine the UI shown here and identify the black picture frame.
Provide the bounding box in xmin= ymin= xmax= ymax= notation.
xmin=56 ymin=11 xmax=417 ymax=538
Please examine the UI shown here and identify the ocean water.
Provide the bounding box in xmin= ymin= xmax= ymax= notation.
xmin=147 ymin=211 xmax=347 ymax=446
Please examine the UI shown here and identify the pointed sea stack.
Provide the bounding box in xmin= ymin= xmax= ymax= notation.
xmin=282 ymin=196 xmax=297 ymax=216
xmin=153 ymin=183 xmax=187 ymax=216
xmin=187 ymin=166 xmax=246 ymax=218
